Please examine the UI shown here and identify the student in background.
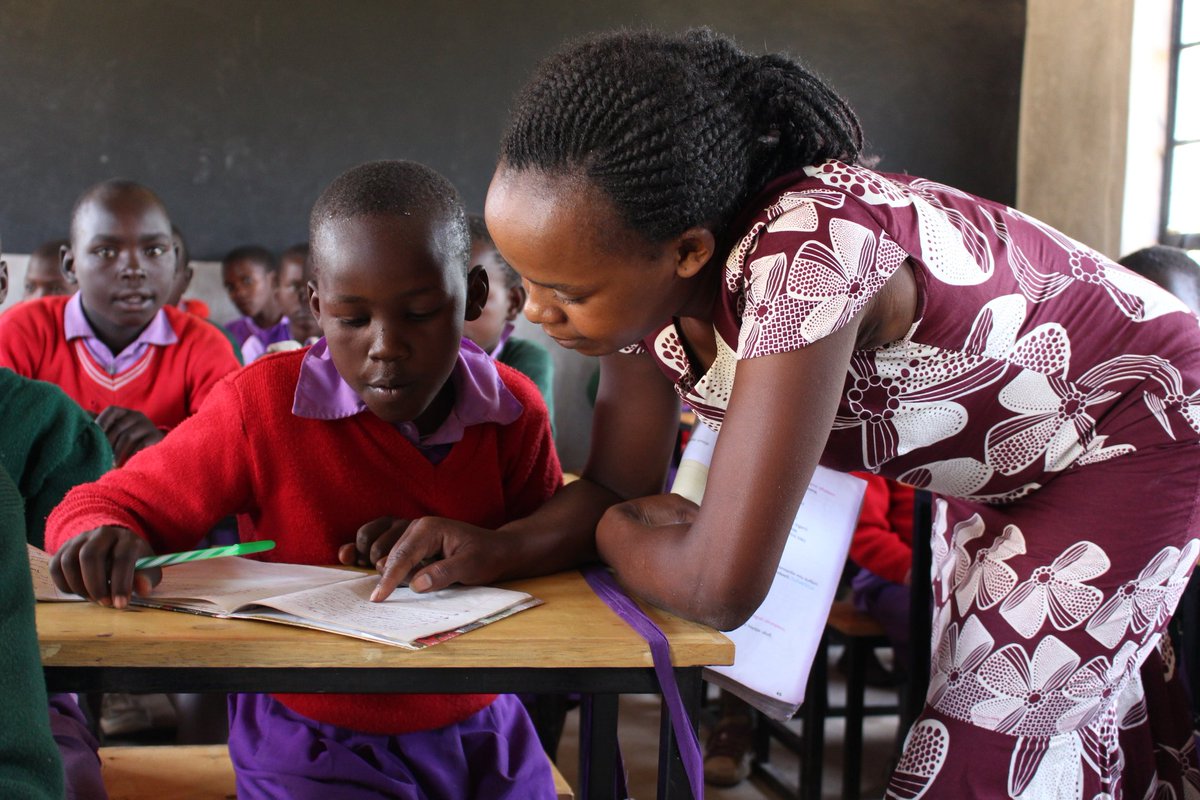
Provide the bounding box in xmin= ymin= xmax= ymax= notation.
xmin=165 ymin=225 xmax=208 ymax=319
xmin=277 ymin=243 xmax=309 ymax=319
xmin=464 ymin=214 xmax=555 ymax=426
xmin=0 ymin=183 xmax=239 ymax=743
xmin=169 ymin=226 xmax=243 ymax=364
xmin=271 ymin=243 xmax=322 ymax=350
xmin=848 ymin=474 xmax=915 ymax=678
xmin=47 ymin=160 xmax=562 ymax=800
xmin=22 ymin=238 xmax=73 ymax=301
xmin=1118 ymin=245 xmax=1200 ymax=315
xmin=0 ymin=234 xmax=112 ymax=799
xmin=222 ymin=245 xmax=290 ymax=362
xmin=0 ymin=180 xmax=240 ymax=465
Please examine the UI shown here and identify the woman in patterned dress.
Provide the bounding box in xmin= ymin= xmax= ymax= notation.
xmin=375 ymin=29 xmax=1200 ymax=798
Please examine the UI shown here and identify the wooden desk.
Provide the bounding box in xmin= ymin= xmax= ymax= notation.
xmin=38 ymin=570 xmax=732 ymax=800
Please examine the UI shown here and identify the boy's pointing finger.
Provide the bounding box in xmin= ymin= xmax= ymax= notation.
xmin=370 ymin=533 xmax=438 ymax=602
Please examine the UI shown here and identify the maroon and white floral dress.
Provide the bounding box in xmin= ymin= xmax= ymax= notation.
xmin=629 ymin=161 xmax=1200 ymax=799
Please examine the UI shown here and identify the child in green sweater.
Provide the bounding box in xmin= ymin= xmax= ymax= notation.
xmin=0 ymin=463 xmax=62 ymax=800
xmin=0 ymin=236 xmax=113 ymax=799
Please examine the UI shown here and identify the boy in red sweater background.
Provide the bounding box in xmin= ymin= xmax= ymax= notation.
xmin=47 ymin=160 xmax=563 ymax=800
xmin=0 ymin=180 xmax=240 ymax=464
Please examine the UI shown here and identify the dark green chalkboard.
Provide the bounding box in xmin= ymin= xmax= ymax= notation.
xmin=0 ymin=0 xmax=1024 ymax=258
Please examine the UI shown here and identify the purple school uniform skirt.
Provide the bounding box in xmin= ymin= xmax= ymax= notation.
xmin=227 ymin=693 xmax=556 ymax=800
xmin=48 ymin=693 xmax=106 ymax=800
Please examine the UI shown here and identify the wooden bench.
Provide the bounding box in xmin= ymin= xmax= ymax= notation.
xmin=100 ymin=744 xmax=574 ymax=799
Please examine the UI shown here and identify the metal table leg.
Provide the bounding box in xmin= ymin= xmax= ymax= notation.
xmin=657 ymin=667 xmax=704 ymax=798
xmin=580 ymin=693 xmax=620 ymax=800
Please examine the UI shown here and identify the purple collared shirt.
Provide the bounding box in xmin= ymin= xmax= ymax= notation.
xmin=64 ymin=293 xmax=177 ymax=375
xmin=489 ymin=322 xmax=516 ymax=361
xmin=292 ymin=337 xmax=524 ymax=463
xmin=227 ymin=316 xmax=292 ymax=364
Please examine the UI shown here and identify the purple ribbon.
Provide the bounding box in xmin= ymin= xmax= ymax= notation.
xmin=582 ymin=565 xmax=705 ymax=799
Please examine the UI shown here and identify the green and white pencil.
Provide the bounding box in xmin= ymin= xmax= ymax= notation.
xmin=134 ymin=540 xmax=276 ymax=570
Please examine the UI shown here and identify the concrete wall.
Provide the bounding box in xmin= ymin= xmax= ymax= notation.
xmin=1018 ymin=0 xmax=1172 ymax=258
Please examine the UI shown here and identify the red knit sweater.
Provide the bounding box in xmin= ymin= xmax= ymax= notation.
xmin=847 ymin=473 xmax=915 ymax=585
xmin=0 ymin=296 xmax=239 ymax=429
xmin=46 ymin=348 xmax=562 ymax=735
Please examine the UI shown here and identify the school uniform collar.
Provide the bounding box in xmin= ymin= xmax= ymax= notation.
xmin=489 ymin=322 xmax=516 ymax=361
xmin=63 ymin=292 xmax=177 ymax=374
xmin=234 ymin=315 xmax=291 ymax=344
xmin=291 ymin=336 xmax=523 ymax=448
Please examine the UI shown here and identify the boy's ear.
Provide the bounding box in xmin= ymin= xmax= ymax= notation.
xmin=673 ymin=227 xmax=716 ymax=280
xmin=307 ymin=280 xmax=322 ymax=322
xmin=60 ymin=244 xmax=78 ymax=284
xmin=504 ymin=283 xmax=526 ymax=322
xmin=464 ymin=265 xmax=488 ymax=322
xmin=0 ymin=260 xmax=8 ymax=305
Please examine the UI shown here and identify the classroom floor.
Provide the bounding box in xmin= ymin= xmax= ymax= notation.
xmin=555 ymin=644 xmax=903 ymax=799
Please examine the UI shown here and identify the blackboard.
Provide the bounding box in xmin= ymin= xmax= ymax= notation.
xmin=0 ymin=0 xmax=1024 ymax=259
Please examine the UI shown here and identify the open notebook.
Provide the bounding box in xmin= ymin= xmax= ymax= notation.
xmin=29 ymin=545 xmax=539 ymax=650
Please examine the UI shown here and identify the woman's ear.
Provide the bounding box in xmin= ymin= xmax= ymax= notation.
xmin=674 ymin=227 xmax=716 ymax=279
xmin=464 ymin=265 xmax=489 ymax=322
xmin=504 ymin=283 xmax=526 ymax=322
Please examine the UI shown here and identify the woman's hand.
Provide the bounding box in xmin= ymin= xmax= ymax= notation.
xmin=338 ymin=516 xmax=412 ymax=569
xmin=96 ymin=406 xmax=165 ymax=463
xmin=50 ymin=526 xmax=161 ymax=609
xmin=370 ymin=517 xmax=520 ymax=602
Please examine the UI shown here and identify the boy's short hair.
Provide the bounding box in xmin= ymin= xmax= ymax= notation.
xmin=467 ymin=213 xmax=521 ymax=290
xmin=1118 ymin=245 xmax=1200 ymax=286
xmin=310 ymin=161 xmax=470 ymax=275
xmin=222 ymin=244 xmax=279 ymax=274
xmin=69 ymin=179 xmax=168 ymax=244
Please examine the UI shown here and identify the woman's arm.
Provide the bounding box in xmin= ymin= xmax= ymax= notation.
xmin=596 ymin=317 xmax=862 ymax=630
xmin=373 ymin=348 xmax=680 ymax=595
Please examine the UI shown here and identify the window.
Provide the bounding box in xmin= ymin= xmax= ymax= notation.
xmin=1164 ymin=0 xmax=1200 ymax=249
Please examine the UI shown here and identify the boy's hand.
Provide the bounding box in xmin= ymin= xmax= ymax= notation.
xmin=96 ymin=406 xmax=165 ymax=463
xmin=50 ymin=526 xmax=162 ymax=609
xmin=338 ymin=516 xmax=412 ymax=569
xmin=370 ymin=518 xmax=515 ymax=602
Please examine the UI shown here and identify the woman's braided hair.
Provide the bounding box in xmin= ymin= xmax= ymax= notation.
xmin=500 ymin=28 xmax=863 ymax=242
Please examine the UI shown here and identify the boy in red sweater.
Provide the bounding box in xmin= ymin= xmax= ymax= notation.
xmin=0 ymin=181 xmax=240 ymax=463
xmin=46 ymin=160 xmax=562 ymax=799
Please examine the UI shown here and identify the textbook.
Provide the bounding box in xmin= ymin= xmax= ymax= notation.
xmin=671 ymin=424 xmax=867 ymax=720
xmin=28 ymin=545 xmax=539 ymax=650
